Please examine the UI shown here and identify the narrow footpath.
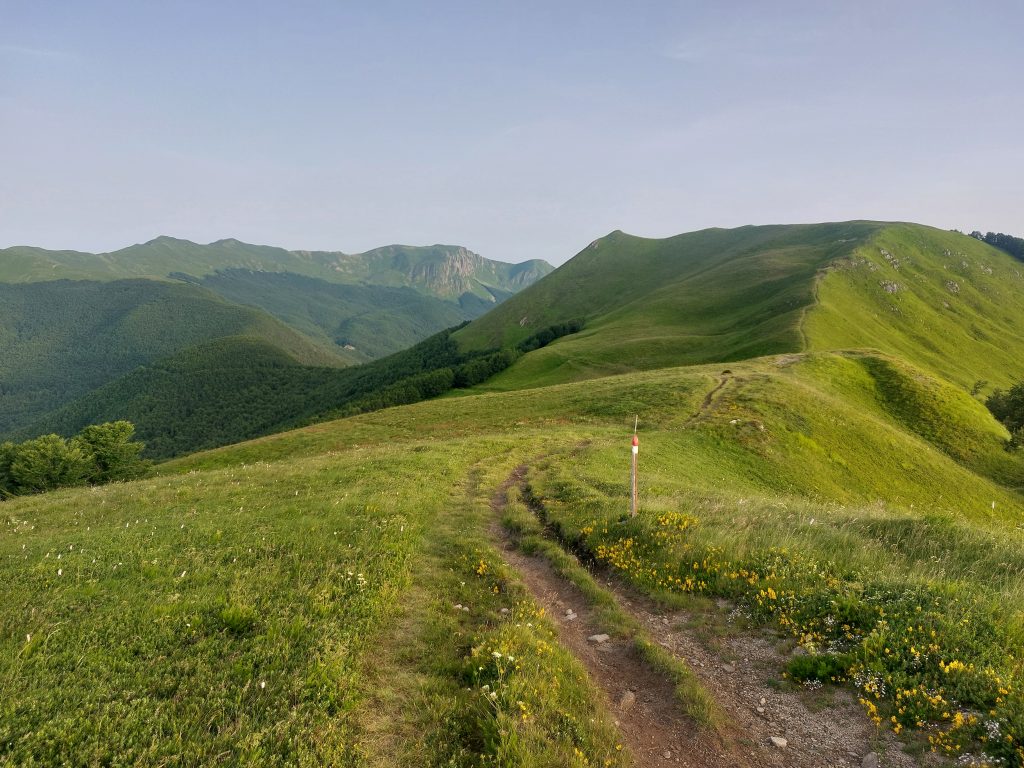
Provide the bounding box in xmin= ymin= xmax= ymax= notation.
xmin=490 ymin=466 xmax=932 ymax=768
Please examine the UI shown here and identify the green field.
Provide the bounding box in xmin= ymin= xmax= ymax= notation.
xmin=2 ymin=411 xmax=642 ymax=765
xmin=3 ymin=222 xmax=1024 ymax=766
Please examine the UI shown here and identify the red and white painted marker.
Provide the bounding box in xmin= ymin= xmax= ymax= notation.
xmin=630 ymin=417 xmax=639 ymax=517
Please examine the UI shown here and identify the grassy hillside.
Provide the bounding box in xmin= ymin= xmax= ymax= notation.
xmin=519 ymin=361 xmax=1024 ymax=765
xmin=457 ymin=222 xmax=1024 ymax=393
xmin=6 ymin=220 xmax=1024 ymax=765
xmin=456 ymin=222 xmax=883 ymax=388
xmin=805 ymin=223 xmax=1024 ymax=390
xmin=0 ymin=403 xmax=626 ymax=766
xmin=5 ymin=346 xmax=1023 ymax=764
xmin=0 ymin=280 xmax=345 ymax=436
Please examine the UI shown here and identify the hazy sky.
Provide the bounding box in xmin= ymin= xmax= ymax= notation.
xmin=2 ymin=1 xmax=1022 ymax=265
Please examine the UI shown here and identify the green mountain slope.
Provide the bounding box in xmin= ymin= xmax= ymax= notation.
xmin=0 ymin=238 xmax=551 ymax=439
xmin=0 ymin=280 xmax=347 ymax=435
xmin=0 ymin=237 xmax=553 ymax=300
xmin=21 ymin=324 xmax=537 ymax=459
xmin=458 ymin=222 xmax=1024 ymax=392
xmin=21 ymin=336 xmax=350 ymax=458
xmin=196 ymin=270 xmax=472 ymax=361
xmin=805 ymin=223 xmax=1024 ymax=389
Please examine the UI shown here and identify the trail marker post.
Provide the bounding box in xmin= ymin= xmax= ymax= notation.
xmin=630 ymin=416 xmax=639 ymax=517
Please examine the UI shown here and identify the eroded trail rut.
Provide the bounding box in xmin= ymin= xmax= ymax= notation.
xmin=490 ymin=467 xmax=927 ymax=768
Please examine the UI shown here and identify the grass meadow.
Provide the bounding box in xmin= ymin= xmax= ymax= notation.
xmin=520 ymin=356 xmax=1024 ymax=765
xmin=2 ymin=418 xmax=631 ymax=766
xmin=3 ymin=335 xmax=1024 ymax=764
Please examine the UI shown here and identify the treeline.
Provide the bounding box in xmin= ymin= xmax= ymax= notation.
xmin=26 ymin=320 xmax=585 ymax=460
xmin=333 ymin=319 xmax=583 ymax=417
xmin=1 ymin=421 xmax=148 ymax=499
xmin=986 ymin=382 xmax=1024 ymax=451
xmin=969 ymin=231 xmax=1024 ymax=262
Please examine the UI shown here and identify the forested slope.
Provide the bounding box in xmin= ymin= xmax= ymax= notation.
xmin=0 ymin=280 xmax=345 ymax=435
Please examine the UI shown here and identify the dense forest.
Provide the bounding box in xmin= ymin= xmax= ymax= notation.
xmin=0 ymin=279 xmax=341 ymax=435
xmin=27 ymin=320 xmax=584 ymax=459
xmin=197 ymin=269 xmax=487 ymax=359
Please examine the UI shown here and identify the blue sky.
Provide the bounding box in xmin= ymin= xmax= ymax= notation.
xmin=2 ymin=1 xmax=1022 ymax=264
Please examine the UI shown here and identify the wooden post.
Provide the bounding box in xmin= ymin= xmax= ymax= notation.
xmin=630 ymin=416 xmax=638 ymax=517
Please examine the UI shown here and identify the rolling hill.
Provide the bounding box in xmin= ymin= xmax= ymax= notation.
xmin=0 ymin=237 xmax=551 ymax=442
xmin=0 ymin=237 xmax=553 ymax=363
xmin=457 ymin=221 xmax=1024 ymax=392
xmin=4 ymin=220 xmax=1024 ymax=766
xmin=0 ymin=279 xmax=347 ymax=435
xmin=455 ymin=221 xmax=884 ymax=385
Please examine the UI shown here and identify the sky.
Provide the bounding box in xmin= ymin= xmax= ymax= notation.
xmin=2 ymin=1 xmax=1022 ymax=265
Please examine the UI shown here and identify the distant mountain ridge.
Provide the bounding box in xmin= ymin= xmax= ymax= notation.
xmin=0 ymin=235 xmax=551 ymax=443
xmin=0 ymin=237 xmax=554 ymax=302
xmin=294 ymin=244 xmax=552 ymax=301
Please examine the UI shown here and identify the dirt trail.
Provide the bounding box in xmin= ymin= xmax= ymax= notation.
xmin=491 ymin=467 xmax=932 ymax=768
xmin=683 ymin=374 xmax=733 ymax=428
xmin=605 ymin=584 xmax=926 ymax=768
xmin=491 ymin=469 xmax=745 ymax=768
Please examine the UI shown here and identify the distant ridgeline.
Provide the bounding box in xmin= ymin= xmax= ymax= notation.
xmin=24 ymin=320 xmax=583 ymax=460
xmin=0 ymin=237 xmax=553 ymax=447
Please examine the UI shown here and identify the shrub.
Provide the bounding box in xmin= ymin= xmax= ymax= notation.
xmin=76 ymin=420 xmax=148 ymax=482
xmin=787 ymin=653 xmax=852 ymax=684
xmin=987 ymin=383 xmax=1024 ymax=433
xmin=8 ymin=434 xmax=94 ymax=493
xmin=0 ymin=421 xmax=148 ymax=499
